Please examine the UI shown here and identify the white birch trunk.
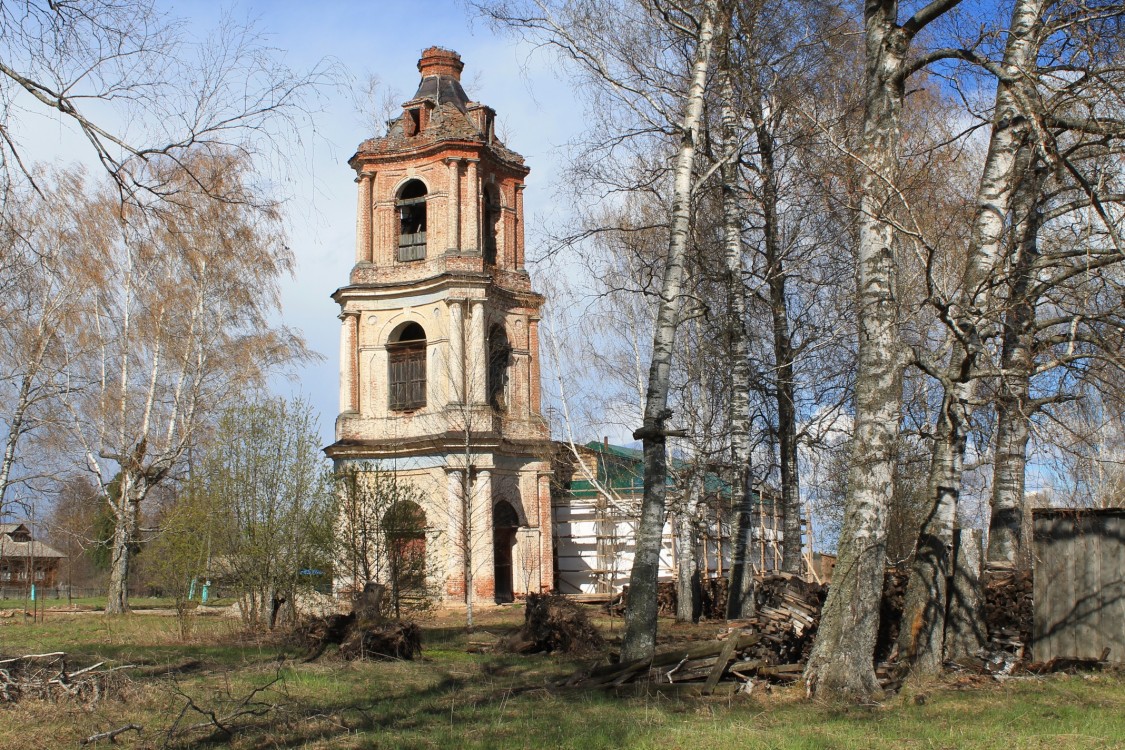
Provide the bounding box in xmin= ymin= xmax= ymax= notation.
xmin=106 ymin=469 xmax=144 ymax=614
xmin=989 ymin=153 xmax=1045 ymax=566
xmin=674 ymin=474 xmax=701 ymax=623
xmin=720 ymin=70 xmax=757 ymax=620
xmin=622 ymin=0 xmax=719 ymax=662
xmin=804 ymin=2 xmax=910 ymax=700
xmin=897 ymin=0 xmax=1045 ymax=675
xmin=752 ymin=98 xmax=803 ymax=576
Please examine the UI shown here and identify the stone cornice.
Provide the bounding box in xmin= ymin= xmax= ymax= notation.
xmin=332 ymin=269 xmax=545 ymax=308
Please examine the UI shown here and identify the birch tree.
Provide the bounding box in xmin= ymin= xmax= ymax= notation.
xmin=715 ymin=0 xmax=861 ymax=589
xmin=897 ymin=0 xmax=1125 ymax=671
xmin=0 ymin=170 xmax=94 ymax=514
xmin=804 ymin=0 xmax=965 ymax=701
xmin=475 ymin=0 xmax=723 ymax=659
xmin=897 ymin=0 xmax=1048 ymax=676
xmin=62 ymin=153 xmax=308 ymax=613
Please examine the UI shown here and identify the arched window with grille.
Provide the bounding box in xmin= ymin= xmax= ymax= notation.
xmin=488 ymin=324 xmax=511 ymax=411
xmin=384 ymin=500 xmax=427 ymax=615
xmin=397 ymin=180 xmax=428 ymax=261
xmin=388 ymin=322 xmax=426 ymax=411
xmin=483 ymin=184 xmax=501 ymax=266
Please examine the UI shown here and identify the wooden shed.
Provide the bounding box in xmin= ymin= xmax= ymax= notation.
xmin=1032 ymin=508 xmax=1125 ymax=663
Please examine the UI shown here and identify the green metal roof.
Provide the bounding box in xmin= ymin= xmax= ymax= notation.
xmin=565 ymin=441 xmax=738 ymax=500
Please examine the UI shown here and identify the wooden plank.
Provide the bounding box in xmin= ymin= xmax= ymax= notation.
xmin=1033 ymin=513 xmax=1062 ymax=662
xmin=701 ymin=635 xmax=739 ymax=695
xmin=728 ymin=659 xmax=763 ymax=674
xmin=1060 ymin=514 xmax=1079 ymax=660
xmin=1074 ymin=513 xmax=1100 ymax=659
xmin=1032 ymin=514 xmax=1048 ymax=661
xmin=1097 ymin=514 xmax=1125 ymax=663
xmin=611 ymin=681 xmax=739 ymax=698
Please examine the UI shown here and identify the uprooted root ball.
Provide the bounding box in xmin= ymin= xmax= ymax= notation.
xmin=504 ymin=594 xmax=605 ymax=655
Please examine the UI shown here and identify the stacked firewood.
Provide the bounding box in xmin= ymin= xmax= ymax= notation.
xmin=649 ymin=579 xmax=730 ymax=621
xmin=983 ymin=568 xmax=1032 ymax=653
xmin=974 ymin=567 xmax=1033 ymax=672
xmin=729 ymin=573 xmax=828 ymax=666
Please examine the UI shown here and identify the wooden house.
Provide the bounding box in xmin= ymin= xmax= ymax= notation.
xmin=0 ymin=523 xmax=66 ymax=593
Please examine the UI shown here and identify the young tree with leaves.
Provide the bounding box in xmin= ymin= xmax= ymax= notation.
xmin=191 ymin=397 xmax=333 ymax=630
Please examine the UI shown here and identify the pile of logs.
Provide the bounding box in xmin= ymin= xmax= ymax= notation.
xmin=568 ymin=574 xmax=827 ymax=692
xmin=563 ymin=633 xmax=785 ymax=694
xmin=0 ymin=652 xmax=132 ymax=705
xmin=728 ymin=573 xmax=827 ymax=666
xmin=982 ymin=567 xmax=1033 ymax=660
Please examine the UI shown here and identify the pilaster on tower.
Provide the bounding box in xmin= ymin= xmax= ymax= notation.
xmin=326 ymin=48 xmax=553 ymax=606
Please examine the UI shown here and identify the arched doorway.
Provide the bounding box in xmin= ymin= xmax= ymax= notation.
xmin=384 ymin=500 xmax=427 ymax=617
xmin=493 ymin=500 xmax=519 ymax=603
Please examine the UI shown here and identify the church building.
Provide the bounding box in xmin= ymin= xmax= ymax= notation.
xmin=325 ymin=48 xmax=554 ymax=605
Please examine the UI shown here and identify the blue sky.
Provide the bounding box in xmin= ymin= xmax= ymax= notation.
xmin=22 ymin=0 xmax=587 ymax=445
xmin=210 ymin=1 xmax=585 ymax=444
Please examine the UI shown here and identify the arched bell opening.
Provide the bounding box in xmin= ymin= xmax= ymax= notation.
xmin=483 ymin=184 xmax=501 ymax=266
xmin=397 ymin=179 xmax=428 ymax=261
xmin=487 ymin=324 xmax=512 ymax=411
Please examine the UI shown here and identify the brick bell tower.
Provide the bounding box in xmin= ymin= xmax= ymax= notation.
xmin=326 ymin=48 xmax=553 ymax=605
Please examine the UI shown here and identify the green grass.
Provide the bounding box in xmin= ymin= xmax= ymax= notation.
xmin=0 ymin=608 xmax=1122 ymax=749
xmin=0 ymin=595 xmax=235 ymax=610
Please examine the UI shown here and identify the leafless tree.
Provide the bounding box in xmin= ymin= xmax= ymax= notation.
xmin=58 ymin=154 xmax=310 ymax=613
xmin=0 ymin=1 xmax=328 ymax=204
xmin=803 ymin=0 xmax=969 ymax=701
xmin=0 ymin=169 xmax=96 ymax=515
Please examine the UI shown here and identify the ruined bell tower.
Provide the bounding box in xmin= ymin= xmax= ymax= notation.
xmin=326 ymin=48 xmax=553 ymax=605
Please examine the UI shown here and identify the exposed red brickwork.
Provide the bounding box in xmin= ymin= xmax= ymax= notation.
xmin=418 ymin=47 xmax=464 ymax=80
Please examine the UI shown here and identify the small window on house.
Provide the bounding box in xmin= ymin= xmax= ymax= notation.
xmin=34 ymin=570 xmax=44 ymax=581
xmin=388 ymin=322 xmax=427 ymax=411
xmin=483 ymin=185 xmax=501 ymax=265
xmin=406 ymin=108 xmax=421 ymax=136
xmin=1 ymin=570 xmax=10 ymax=582
xmin=397 ymin=180 xmax=428 ymax=262
xmin=488 ymin=324 xmax=512 ymax=411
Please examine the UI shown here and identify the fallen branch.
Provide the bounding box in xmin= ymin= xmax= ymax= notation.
xmin=81 ymin=724 xmax=142 ymax=745
xmin=163 ymin=670 xmax=286 ymax=746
